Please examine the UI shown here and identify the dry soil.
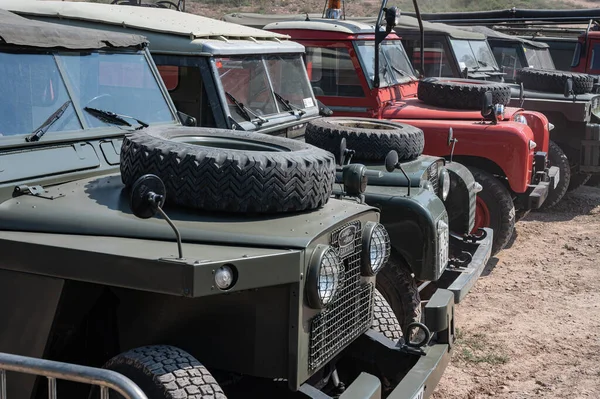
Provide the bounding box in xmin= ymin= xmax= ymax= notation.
xmin=431 ymin=185 xmax=600 ymax=399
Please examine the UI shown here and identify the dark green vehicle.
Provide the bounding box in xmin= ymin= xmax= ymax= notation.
xmin=0 ymin=8 xmax=460 ymax=399
xmin=8 ymin=1 xmax=493 ymax=341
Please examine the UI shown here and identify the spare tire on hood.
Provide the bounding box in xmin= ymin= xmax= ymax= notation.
xmin=120 ymin=126 xmax=336 ymax=213
xmin=305 ymin=117 xmax=424 ymax=163
xmin=515 ymin=68 xmax=594 ymax=95
xmin=417 ymin=77 xmax=511 ymax=109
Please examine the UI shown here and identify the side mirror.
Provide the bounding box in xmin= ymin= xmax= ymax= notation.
xmin=384 ymin=6 xmax=400 ymax=31
xmin=339 ymin=138 xmax=347 ymax=166
xmin=447 ymin=127 xmax=454 ymax=147
xmin=481 ymin=91 xmax=493 ymax=117
xmin=177 ymin=110 xmax=197 ymax=126
xmin=317 ymin=99 xmax=333 ymax=116
xmin=385 ymin=150 xmax=399 ymax=173
xmin=564 ymin=78 xmax=574 ymax=98
xmin=129 ymin=174 xmax=166 ymax=219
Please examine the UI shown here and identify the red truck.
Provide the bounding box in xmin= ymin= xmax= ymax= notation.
xmin=226 ymin=8 xmax=560 ymax=254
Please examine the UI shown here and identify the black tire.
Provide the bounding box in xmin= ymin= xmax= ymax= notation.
xmin=540 ymin=140 xmax=570 ymax=210
xmin=120 ymin=126 xmax=336 ymax=213
xmin=103 ymin=345 xmax=226 ymax=399
xmin=516 ymin=68 xmax=594 ymax=95
xmin=375 ymin=251 xmax=421 ymax=339
xmin=371 ymin=290 xmax=403 ymax=341
xmin=305 ymin=117 xmax=424 ymax=162
xmin=417 ymin=77 xmax=511 ymax=109
xmin=468 ymin=167 xmax=515 ymax=255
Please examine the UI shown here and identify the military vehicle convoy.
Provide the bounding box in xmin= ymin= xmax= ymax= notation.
xmin=0 ymin=6 xmax=459 ymax=399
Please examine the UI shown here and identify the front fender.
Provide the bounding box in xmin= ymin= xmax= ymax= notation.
xmin=391 ymin=118 xmax=534 ymax=193
xmin=514 ymin=110 xmax=550 ymax=153
xmin=360 ymin=188 xmax=448 ymax=282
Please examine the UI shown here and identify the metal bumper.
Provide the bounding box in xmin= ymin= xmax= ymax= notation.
xmin=516 ymin=165 xmax=560 ymax=210
xmin=300 ymin=289 xmax=455 ymax=399
xmin=437 ymin=227 xmax=494 ymax=304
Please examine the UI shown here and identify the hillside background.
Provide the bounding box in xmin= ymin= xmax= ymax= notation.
xmin=70 ymin=0 xmax=600 ymax=20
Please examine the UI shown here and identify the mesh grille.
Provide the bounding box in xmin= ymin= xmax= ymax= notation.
xmin=308 ymin=220 xmax=374 ymax=371
xmin=428 ymin=163 xmax=439 ymax=196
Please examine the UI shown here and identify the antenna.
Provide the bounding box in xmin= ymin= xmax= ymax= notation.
xmin=129 ymin=174 xmax=183 ymax=259
xmin=385 ymin=150 xmax=411 ymax=196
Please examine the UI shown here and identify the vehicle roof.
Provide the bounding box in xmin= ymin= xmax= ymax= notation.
xmin=224 ymin=12 xmax=484 ymax=39
xmin=461 ymin=25 xmax=548 ymax=48
xmin=0 ymin=7 xmax=146 ymax=50
xmin=0 ymin=0 xmax=290 ymax=41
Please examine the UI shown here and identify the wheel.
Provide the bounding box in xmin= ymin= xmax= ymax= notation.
xmin=468 ymin=167 xmax=515 ymax=255
xmin=374 ymin=251 xmax=421 ymax=340
xmin=516 ymin=68 xmax=594 ymax=94
xmin=102 ymin=345 xmax=226 ymax=399
xmin=371 ymin=290 xmax=403 ymax=341
xmin=540 ymin=140 xmax=570 ymax=209
xmin=120 ymin=126 xmax=336 ymax=213
xmin=417 ymin=77 xmax=511 ymax=109
xmin=305 ymin=117 xmax=424 ymax=162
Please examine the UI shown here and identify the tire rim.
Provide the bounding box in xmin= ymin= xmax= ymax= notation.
xmin=472 ymin=196 xmax=491 ymax=232
xmin=331 ymin=120 xmax=398 ymax=130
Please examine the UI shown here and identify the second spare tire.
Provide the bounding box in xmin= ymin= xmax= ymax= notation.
xmin=515 ymin=68 xmax=594 ymax=94
xmin=120 ymin=126 xmax=336 ymax=214
xmin=417 ymin=77 xmax=511 ymax=109
xmin=305 ymin=117 xmax=425 ymax=162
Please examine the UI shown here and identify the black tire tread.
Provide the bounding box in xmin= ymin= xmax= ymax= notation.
xmin=417 ymin=77 xmax=511 ymax=109
xmin=375 ymin=251 xmax=421 ymax=339
xmin=120 ymin=126 xmax=336 ymax=213
xmin=516 ymin=68 xmax=594 ymax=95
xmin=104 ymin=345 xmax=226 ymax=399
xmin=540 ymin=140 xmax=570 ymax=210
xmin=371 ymin=290 xmax=403 ymax=341
xmin=469 ymin=167 xmax=515 ymax=255
xmin=305 ymin=117 xmax=424 ymax=162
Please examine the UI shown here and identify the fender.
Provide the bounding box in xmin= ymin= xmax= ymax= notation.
xmin=514 ymin=110 xmax=551 ymax=153
xmin=360 ymin=189 xmax=448 ymax=282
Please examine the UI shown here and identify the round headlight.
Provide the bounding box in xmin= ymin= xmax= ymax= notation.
xmin=361 ymin=222 xmax=391 ymax=276
xmin=215 ymin=264 xmax=236 ymax=290
xmin=307 ymin=245 xmax=343 ymax=308
xmin=513 ymin=114 xmax=528 ymax=125
xmin=440 ymin=168 xmax=450 ymax=201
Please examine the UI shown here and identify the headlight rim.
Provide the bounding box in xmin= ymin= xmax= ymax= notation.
xmin=361 ymin=221 xmax=391 ymax=276
xmin=439 ymin=167 xmax=451 ymax=201
xmin=306 ymin=244 xmax=343 ymax=309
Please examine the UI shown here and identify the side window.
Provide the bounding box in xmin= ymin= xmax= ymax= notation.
xmin=590 ymin=43 xmax=600 ymax=71
xmin=492 ymin=46 xmax=521 ymax=82
xmin=306 ymin=47 xmax=364 ymax=97
xmin=403 ymin=39 xmax=453 ymax=77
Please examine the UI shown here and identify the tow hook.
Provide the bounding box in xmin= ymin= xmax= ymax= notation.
xmin=448 ymin=251 xmax=473 ymax=268
xmin=464 ymin=228 xmax=487 ymax=243
xmin=397 ymin=322 xmax=431 ymax=356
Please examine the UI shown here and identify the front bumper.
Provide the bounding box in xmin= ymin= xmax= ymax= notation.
xmin=515 ymin=165 xmax=560 ymax=210
xmin=436 ymin=227 xmax=493 ymax=304
xmin=299 ymin=289 xmax=455 ymax=399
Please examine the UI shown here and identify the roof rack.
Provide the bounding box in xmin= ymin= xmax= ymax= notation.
xmin=110 ymin=0 xmax=185 ymax=12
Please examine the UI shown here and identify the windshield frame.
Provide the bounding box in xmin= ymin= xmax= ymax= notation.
xmin=354 ymin=39 xmax=417 ymax=90
xmin=210 ymin=53 xmax=318 ymax=129
xmin=0 ymin=47 xmax=179 ymax=147
xmin=449 ymin=38 xmax=500 ymax=72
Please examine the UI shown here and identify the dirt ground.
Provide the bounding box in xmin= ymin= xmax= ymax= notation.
xmin=432 ymin=184 xmax=600 ymax=399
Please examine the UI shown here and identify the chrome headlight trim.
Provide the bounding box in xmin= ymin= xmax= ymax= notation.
xmin=306 ymin=244 xmax=343 ymax=309
xmin=361 ymin=222 xmax=391 ymax=276
xmin=439 ymin=168 xmax=451 ymax=201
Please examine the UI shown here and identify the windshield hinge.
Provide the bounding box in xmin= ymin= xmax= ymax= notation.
xmin=13 ymin=185 xmax=65 ymax=200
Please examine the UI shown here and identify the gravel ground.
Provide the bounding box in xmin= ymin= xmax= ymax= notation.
xmin=432 ymin=185 xmax=600 ymax=399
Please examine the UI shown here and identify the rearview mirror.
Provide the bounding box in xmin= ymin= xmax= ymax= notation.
xmin=384 ymin=6 xmax=400 ymax=30
xmin=564 ymin=78 xmax=573 ymax=98
xmin=481 ymin=91 xmax=493 ymax=117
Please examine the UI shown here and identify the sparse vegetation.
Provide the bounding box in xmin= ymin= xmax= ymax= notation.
xmin=454 ymin=328 xmax=510 ymax=365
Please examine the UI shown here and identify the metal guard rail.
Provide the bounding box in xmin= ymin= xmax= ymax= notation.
xmin=0 ymin=352 xmax=148 ymax=399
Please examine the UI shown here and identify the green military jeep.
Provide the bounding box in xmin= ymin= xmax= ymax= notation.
xmin=0 ymin=7 xmax=457 ymax=399
xmin=6 ymin=2 xmax=493 ymax=341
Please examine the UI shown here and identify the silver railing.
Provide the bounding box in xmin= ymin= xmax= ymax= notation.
xmin=0 ymin=352 xmax=148 ymax=399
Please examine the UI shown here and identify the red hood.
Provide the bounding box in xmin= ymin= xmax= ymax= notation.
xmin=381 ymin=97 xmax=521 ymax=121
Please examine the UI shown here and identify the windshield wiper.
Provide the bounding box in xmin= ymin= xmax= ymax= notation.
xmin=26 ymin=100 xmax=72 ymax=142
xmin=84 ymin=107 xmax=149 ymax=130
xmin=477 ymin=60 xmax=489 ymax=67
xmin=225 ymin=92 xmax=268 ymax=125
xmin=273 ymin=92 xmax=306 ymax=116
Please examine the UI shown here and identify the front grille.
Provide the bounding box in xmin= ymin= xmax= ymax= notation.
xmin=308 ymin=220 xmax=374 ymax=371
xmin=428 ymin=163 xmax=439 ymax=196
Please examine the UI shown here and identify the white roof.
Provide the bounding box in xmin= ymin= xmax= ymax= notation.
xmin=0 ymin=0 xmax=290 ymax=40
xmin=264 ymin=18 xmax=380 ymax=34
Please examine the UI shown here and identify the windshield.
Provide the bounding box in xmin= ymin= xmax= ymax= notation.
xmin=0 ymin=50 xmax=175 ymax=138
xmin=523 ymin=45 xmax=555 ymax=69
xmin=450 ymin=39 xmax=498 ymax=71
xmin=355 ymin=40 xmax=416 ymax=88
xmin=214 ymin=54 xmax=316 ymax=124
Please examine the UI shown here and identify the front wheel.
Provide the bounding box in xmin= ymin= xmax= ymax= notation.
xmin=468 ymin=167 xmax=515 ymax=255
xmin=540 ymin=140 xmax=570 ymax=209
xmin=102 ymin=345 xmax=226 ymax=399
